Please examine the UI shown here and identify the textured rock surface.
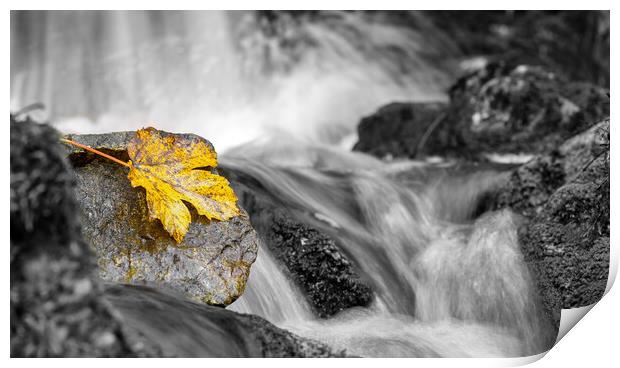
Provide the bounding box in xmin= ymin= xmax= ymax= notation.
xmin=352 ymin=102 xmax=449 ymax=159
xmin=229 ymin=177 xmax=373 ymax=318
xmin=106 ymin=284 xmax=347 ymax=357
xmin=490 ymin=119 xmax=609 ymax=218
xmin=519 ymin=153 xmax=609 ymax=323
xmin=11 ymin=119 xmax=343 ymax=357
xmin=10 ymin=118 xmax=161 ymax=357
xmin=64 ymin=132 xmax=258 ymax=306
xmin=446 ymin=63 xmax=608 ymax=155
xmin=489 ymin=118 xmax=610 ymax=324
xmin=354 ymin=63 xmax=609 ymax=160
xmin=489 ymin=154 xmax=565 ymax=219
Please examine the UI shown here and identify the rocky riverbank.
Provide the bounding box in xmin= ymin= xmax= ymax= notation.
xmin=491 ymin=120 xmax=610 ymax=324
xmin=10 ymin=116 xmax=347 ymax=357
xmin=353 ymin=62 xmax=610 ymax=328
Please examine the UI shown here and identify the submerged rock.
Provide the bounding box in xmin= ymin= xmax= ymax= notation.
xmin=10 ymin=118 xmax=160 ymax=357
xmin=228 ymin=176 xmax=373 ymax=318
xmin=64 ymin=131 xmax=258 ymax=306
xmin=105 ymin=284 xmax=347 ymax=357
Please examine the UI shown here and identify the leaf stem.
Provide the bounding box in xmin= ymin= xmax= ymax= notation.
xmin=61 ymin=138 xmax=131 ymax=168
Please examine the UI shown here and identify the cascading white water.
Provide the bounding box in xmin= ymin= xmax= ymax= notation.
xmin=11 ymin=10 xmax=556 ymax=357
xmin=228 ymin=240 xmax=314 ymax=324
xmin=222 ymin=146 xmax=555 ymax=357
xmin=11 ymin=10 xmax=454 ymax=151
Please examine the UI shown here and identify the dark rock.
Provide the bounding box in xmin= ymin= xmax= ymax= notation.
xmin=557 ymin=118 xmax=610 ymax=182
xmin=488 ymin=118 xmax=610 ymax=324
xmin=105 ymin=284 xmax=347 ymax=357
xmin=64 ymin=132 xmax=259 ymax=306
xmin=353 ymin=63 xmax=609 ymax=161
xmin=446 ymin=63 xmax=609 ymax=156
xmin=519 ymin=155 xmax=609 ymax=323
xmin=11 ymin=118 xmax=346 ymax=357
xmin=352 ymin=102 xmax=449 ymax=159
xmin=490 ymin=119 xmax=609 ymax=218
xmin=10 ymin=116 xmax=80 ymax=249
xmin=10 ymin=117 xmax=161 ymax=357
xmin=228 ymin=177 xmax=373 ymax=318
xmin=490 ymin=153 xmax=565 ymax=218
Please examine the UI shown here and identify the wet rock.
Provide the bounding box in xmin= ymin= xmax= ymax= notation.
xmin=352 ymin=102 xmax=451 ymax=159
xmin=105 ymin=284 xmax=348 ymax=357
xmin=10 ymin=117 xmax=80 ymax=248
xmin=263 ymin=209 xmax=373 ymax=318
xmin=557 ymin=118 xmax=610 ymax=182
xmin=11 ymin=118 xmax=347 ymax=357
xmin=64 ymin=131 xmax=259 ymax=306
xmin=490 ymin=154 xmax=565 ymax=218
xmin=10 ymin=117 xmax=161 ymax=357
xmin=228 ymin=177 xmax=373 ymax=318
xmin=354 ymin=63 xmax=609 ymax=161
xmin=446 ymin=63 xmax=609 ymax=156
xmin=519 ymin=153 xmax=609 ymax=323
xmin=487 ymin=118 xmax=610 ymax=324
xmin=490 ymin=119 xmax=609 ymax=218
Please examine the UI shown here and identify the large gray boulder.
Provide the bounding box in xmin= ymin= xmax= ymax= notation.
xmin=64 ymin=131 xmax=259 ymax=306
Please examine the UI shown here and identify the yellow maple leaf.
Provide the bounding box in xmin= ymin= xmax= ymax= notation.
xmin=126 ymin=127 xmax=240 ymax=243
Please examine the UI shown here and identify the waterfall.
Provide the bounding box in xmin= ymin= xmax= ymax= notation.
xmin=11 ymin=10 xmax=556 ymax=357
xmin=221 ymin=145 xmax=555 ymax=356
xmin=227 ymin=241 xmax=314 ymax=324
xmin=11 ymin=10 xmax=454 ymax=151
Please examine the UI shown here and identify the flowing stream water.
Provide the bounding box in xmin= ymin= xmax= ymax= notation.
xmin=11 ymin=10 xmax=556 ymax=357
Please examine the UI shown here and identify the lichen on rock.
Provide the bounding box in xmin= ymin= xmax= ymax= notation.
xmin=490 ymin=119 xmax=609 ymax=218
xmin=65 ymin=131 xmax=259 ymax=306
xmin=487 ymin=118 xmax=610 ymax=325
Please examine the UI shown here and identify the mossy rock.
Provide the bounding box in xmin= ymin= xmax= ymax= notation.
xmin=65 ymin=132 xmax=259 ymax=306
